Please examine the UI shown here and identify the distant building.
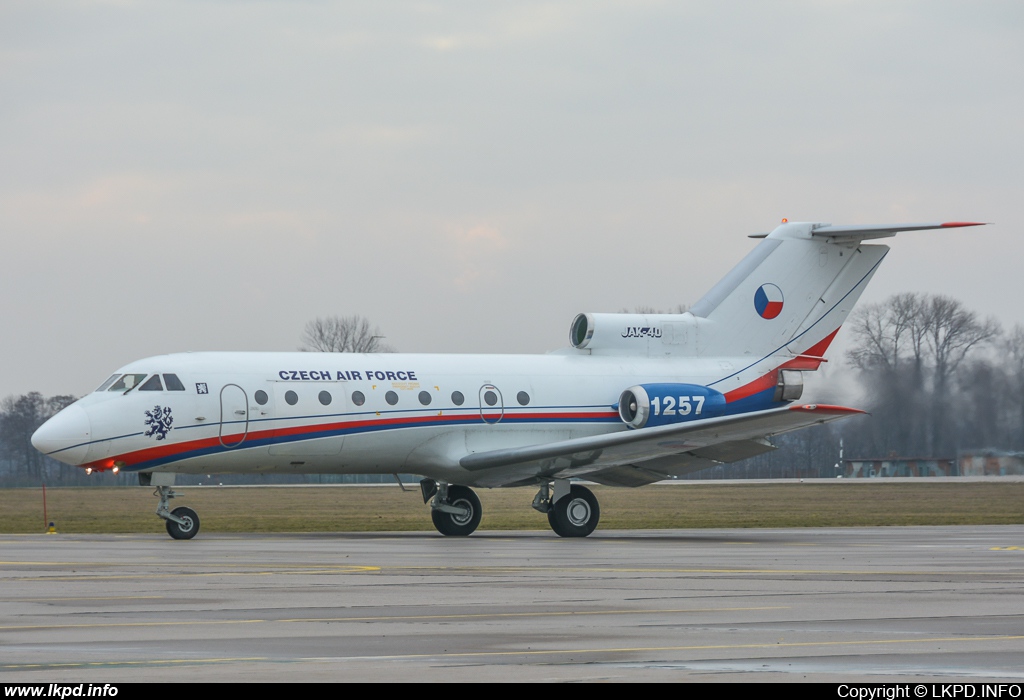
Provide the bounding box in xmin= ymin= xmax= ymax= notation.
xmin=844 ymin=450 xmax=1024 ymax=478
xmin=844 ymin=457 xmax=956 ymax=478
xmin=957 ymin=450 xmax=1024 ymax=477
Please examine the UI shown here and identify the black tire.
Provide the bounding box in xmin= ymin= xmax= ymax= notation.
xmin=548 ymin=485 xmax=599 ymax=538
xmin=430 ymin=485 xmax=482 ymax=536
xmin=166 ymin=506 xmax=200 ymax=540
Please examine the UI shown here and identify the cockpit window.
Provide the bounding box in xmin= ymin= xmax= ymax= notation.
xmin=107 ymin=374 xmax=148 ymax=393
xmin=95 ymin=374 xmax=121 ymax=392
xmin=163 ymin=374 xmax=186 ymax=391
xmin=139 ymin=375 xmax=163 ymax=391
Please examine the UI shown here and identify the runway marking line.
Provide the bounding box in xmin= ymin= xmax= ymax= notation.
xmin=0 ymin=606 xmax=787 ymax=632
xmin=376 ymin=565 xmax=1023 ymax=576
xmin=1 ymin=657 xmax=266 ymax=671
xmin=278 ymin=605 xmax=787 ymax=624
xmin=5 ymin=565 xmax=381 ymax=582
xmin=990 ymin=546 xmax=1021 ymax=550
xmin=5 ymin=564 xmax=1021 ymax=583
xmin=0 ymin=619 xmax=267 ymax=632
xmin=0 ymin=561 xmax=381 ymax=569
xmin=4 ymin=635 xmax=1024 ymax=671
xmin=4 ymin=564 xmax=1019 ymax=581
xmin=331 ymin=633 xmax=1024 ymax=661
xmin=6 ymin=596 xmax=163 ymax=602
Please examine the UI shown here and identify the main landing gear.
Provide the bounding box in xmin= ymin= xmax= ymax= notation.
xmin=420 ymin=479 xmax=601 ymax=538
xmin=532 ymin=481 xmax=600 ymax=538
xmin=140 ymin=472 xmax=201 ymax=540
xmin=421 ymin=480 xmax=482 ymax=536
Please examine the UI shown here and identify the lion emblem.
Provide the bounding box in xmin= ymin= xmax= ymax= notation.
xmin=144 ymin=405 xmax=174 ymax=440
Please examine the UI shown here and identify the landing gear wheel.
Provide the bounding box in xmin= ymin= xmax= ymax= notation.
xmin=431 ymin=485 xmax=482 ymax=536
xmin=548 ymin=485 xmax=599 ymax=538
xmin=165 ymin=506 xmax=200 ymax=540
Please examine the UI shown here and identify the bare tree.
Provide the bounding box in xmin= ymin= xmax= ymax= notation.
xmin=845 ymin=292 xmax=1000 ymax=456
xmin=847 ymin=293 xmax=927 ymax=373
xmin=847 ymin=302 xmax=900 ymax=371
xmin=1005 ymin=325 xmax=1024 ymax=449
xmin=300 ymin=316 xmax=394 ymax=353
xmin=618 ymin=304 xmax=689 ymax=314
xmin=925 ymin=295 xmax=1001 ymax=395
xmin=0 ymin=393 xmax=76 ymax=483
xmin=922 ymin=296 xmax=1000 ymax=454
xmin=846 ymin=294 xmax=929 ymax=454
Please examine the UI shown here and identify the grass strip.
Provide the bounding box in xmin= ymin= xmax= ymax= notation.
xmin=2 ymin=482 xmax=1021 ymax=534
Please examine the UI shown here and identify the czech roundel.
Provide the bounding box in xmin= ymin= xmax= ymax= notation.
xmin=754 ymin=283 xmax=784 ymax=319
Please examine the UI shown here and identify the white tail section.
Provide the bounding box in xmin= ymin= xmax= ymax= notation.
xmin=571 ymin=221 xmax=981 ymax=360
xmin=688 ymin=222 xmax=889 ymax=359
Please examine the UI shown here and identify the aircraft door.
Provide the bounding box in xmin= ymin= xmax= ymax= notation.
xmin=219 ymin=384 xmax=249 ymax=448
xmin=479 ymin=384 xmax=504 ymax=424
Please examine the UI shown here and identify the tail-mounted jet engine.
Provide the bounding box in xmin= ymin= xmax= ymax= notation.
xmin=570 ymin=312 xmax=684 ymax=351
xmin=774 ymin=369 xmax=804 ymax=402
xmin=617 ymin=384 xmax=727 ymax=429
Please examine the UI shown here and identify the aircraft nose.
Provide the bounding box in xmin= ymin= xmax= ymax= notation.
xmin=31 ymin=404 xmax=92 ymax=465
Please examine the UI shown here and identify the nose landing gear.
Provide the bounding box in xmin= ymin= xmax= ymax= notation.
xmin=165 ymin=505 xmax=200 ymax=540
xmin=141 ymin=472 xmax=201 ymax=540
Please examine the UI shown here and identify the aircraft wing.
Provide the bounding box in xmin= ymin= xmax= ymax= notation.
xmin=460 ymin=404 xmax=863 ymax=488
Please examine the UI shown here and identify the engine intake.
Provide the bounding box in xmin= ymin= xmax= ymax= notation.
xmin=569 ymin=312 xmax=698 ymax=353
xmin=618 ymin=383 xmax=726 ymax=429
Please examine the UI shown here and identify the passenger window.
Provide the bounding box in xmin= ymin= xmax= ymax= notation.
xmin=285 ymin=390 xmax=298 ymax=406
xmin=351 ymin=391 xmax=365 ymax=406
xmin=139 ymin=375 xmax=163 ymax=391
xmin=418 ymin=391 xmax=431 ymax=406
xmin=517 ymin=391 xmax=530 ymax=406
xmin=451 ymin=391 xmax=464 ymax=406
xmin=319 ymin=391 xmax=332 ymax=406
xmin=254 ymin=390 xmax=269 ymax=405
xmin=95 ymin=374 xmax=120 ymax=392
xmin=108 ymin=374 xmax=148 ymax=393
xmin=385 ymin=391 xmax=398 ymax=405
xmin=163 ymin=374 xmax=186 ymax=391
xmin=483 ymin=390 xmax=498 ymax=406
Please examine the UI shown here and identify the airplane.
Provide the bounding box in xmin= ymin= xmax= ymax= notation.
xmin=31 ymin=219 xmax=984 ymax=539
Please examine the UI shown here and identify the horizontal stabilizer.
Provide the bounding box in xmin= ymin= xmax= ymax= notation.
xmin=811 ymin=221 xmax=986 ymax=241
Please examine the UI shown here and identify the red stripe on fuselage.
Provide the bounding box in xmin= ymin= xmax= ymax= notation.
xmin=724 ymin=370 xmax=777 ymax=402
xmin=780 ymin=327 xmax=841 ymax=371
xmin=801 ymin=327 xmax=841 ymax=358
xmin=83 ymin=410 xmax=619 ymax=471
xmin=725 ymin=327 xmax=842 ymax=402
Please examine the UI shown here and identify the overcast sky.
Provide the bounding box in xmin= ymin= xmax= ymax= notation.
xmin=2 ymin=1 xmax=1022 ymax=399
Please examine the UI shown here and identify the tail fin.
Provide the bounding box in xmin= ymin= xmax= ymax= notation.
xmin=689 ymin=221 xmax=984 ymax=361
xmin=564 ymin=221 xmax=981 ymax=362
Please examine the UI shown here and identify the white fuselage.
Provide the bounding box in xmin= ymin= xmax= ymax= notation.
xmin=39 ymin=220 xmax=971 ymax=490
xmin=28 ymin=220 xmax=981 ymax=540
xmin=35 ymin=348 xmax=777 ymax=488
